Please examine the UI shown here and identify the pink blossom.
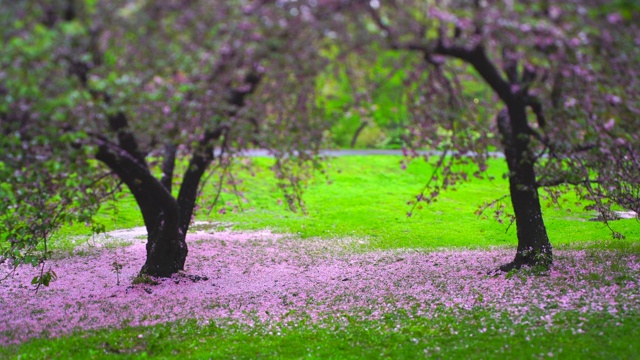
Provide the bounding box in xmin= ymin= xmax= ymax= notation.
xmin=607 ymin=12 xmax=623 ymax=25
xmin=564 ymin=97 xmax=577 ymax=108
xmin=429 ymin=7 xmax=456 ymax=23
xmin=603 ymin=118 xmax=615 ymax=131
xmin=549 ymin=6 xmax=562 ymax=20
xmin=605 ymin=94 xmax=622 ymax=106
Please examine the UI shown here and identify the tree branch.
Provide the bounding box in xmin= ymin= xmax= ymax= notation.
xmin=60 ymin=45 xmax=147 ymax=168
xmin=93 ymin=135 xmax=178 ymax=233
xmin=226 ymin=72 xmax=262 ymax=109
xmin=160 ymin=143 xmax=177 ymax=193
xmin=106 ymin=111 xmax=148 ymax=167
xmin=175 ymin=65 xmax=264 ymax=232
xmin=436 ymin=44 xmax=513 ymax=103
xmin=536 ymin=178 xmax=601 ymax=188
xmin=177 ymin=126 xmax=229 ymax=234
xmin=525 ymin=96 xmax=546 ymax=129
xmin=364 ymin=6 xmax=513 ymax=103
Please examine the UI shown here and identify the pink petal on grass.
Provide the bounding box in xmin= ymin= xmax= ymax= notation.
xmin=0 ymin=230 xmax=638 ymax=345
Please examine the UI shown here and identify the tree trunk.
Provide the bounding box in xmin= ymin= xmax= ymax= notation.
xmin=139 ymin=210 xmax=188 ymax=277
xmin=90 ymin=72 xmax=252 ymax=279
xmin=134 ymin=142 xmax=188 ymax=277
xmin=95 ymin=135 xmax=189 ymax=278
xmin=429 ymin=43 xmax=552 ymax=270
xmin=350 ymin=120 xmax=368 ymax=148
xmin=497 ymin=106 xmax=552 ymax=271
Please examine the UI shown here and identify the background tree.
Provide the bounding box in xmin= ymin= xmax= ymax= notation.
xmin=334 ymin=0 xmax=640 ymax=270
xmin=0 ymin=0 xmax=333 ymax=279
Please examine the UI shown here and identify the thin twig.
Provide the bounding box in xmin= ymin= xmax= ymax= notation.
xmin=475 ymin=194 xmax=510 ymax=218
xmin=408 ymin=146 xmax=450 ymax=216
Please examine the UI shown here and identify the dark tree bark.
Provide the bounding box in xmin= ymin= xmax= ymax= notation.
xmin=94 ymin=153 xmax=187 ymax=276
xmin=177 ymin=126 xmax=228 ymax=235
xmin=161 ymin=143 xmax=177 ymax=193
xmin=497 ymin=107 xmax=552 ymax=270
xmin=94 ymin=130 xmax=234 ymax=276
xmin=91 ymin=111 xmax=232 ymax=277
xmin=429 ymin=43 xmax=553 ymax=270
xmin=372 ymin=21 xmax=556 ymax=269
xmin=89 ymin=72 xmax=259 ymax=278
xmin=93 ymin=129 xmax=188 ymax=277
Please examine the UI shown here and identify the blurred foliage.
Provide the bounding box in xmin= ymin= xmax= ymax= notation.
xmin=1 ymin=0 xmax=639 ymax=284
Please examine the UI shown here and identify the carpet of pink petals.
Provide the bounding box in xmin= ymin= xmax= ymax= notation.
xmin=1 ymin=229 xmax=639 ymax=345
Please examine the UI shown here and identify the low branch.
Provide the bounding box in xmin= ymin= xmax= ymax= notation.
xmin=536 ymin=178 xmax=601 ymax=188
xmin=570 ymin=143 xmax=598 ymax=153
xmin=226 ymin=72 xmax=262 ymax=109
xmin=437 ymin=44 xmax=513 ymax=103
xmin=93 ymin=135 xmax=178 ymax=232
xmin=350 ymin=120 xmax=369 ymax=148
xmin=476 ymin=194 xmax=510 ymax=218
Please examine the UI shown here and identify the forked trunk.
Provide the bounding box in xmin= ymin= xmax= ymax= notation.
xmin=92 ymin=82 xmax=247 ymax=279
xmin=140 ymin=215 xmax=188 ymax=277
xmin=95 ymin=137 xmax=191 ymax=278
xmin=497 ymin=106 xmax=552 ymax=271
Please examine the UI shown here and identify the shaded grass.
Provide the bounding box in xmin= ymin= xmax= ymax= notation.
xmin=4 ymin=309 xmax=638 ymax=359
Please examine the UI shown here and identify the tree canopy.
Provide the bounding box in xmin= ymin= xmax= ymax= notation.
xmin=1 ymin=0 xmax=638 ymax=282
xmin=323 ymin=0 xmax=640 ymax=268
xmin=1 ymin=0 xmax=336 ymax=279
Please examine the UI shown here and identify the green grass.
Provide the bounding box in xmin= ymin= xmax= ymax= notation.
xmin=213 ymin=156 xmax=639 ymax=251
xmin=6 ymin=155 xmax=638 ymax=359
xmin=52 ymin=155 xmax=640 ymax=253
xmin=4 ymin=309 xmax=639 ymax=359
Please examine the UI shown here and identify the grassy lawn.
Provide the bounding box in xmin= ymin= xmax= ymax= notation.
xmin=3 ymin=155 xmax=639 ymax=359
xmin=54 ymin=155 xmax=639 ymax=252
xmin=6 ymin=310 xmax=639 ymax=359
xmin=211 ymin=156 xmax=639 ymax=250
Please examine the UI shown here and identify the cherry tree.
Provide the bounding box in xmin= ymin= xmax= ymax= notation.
xmin=0 ymin=0 xmax=334 ymax=279
xmin=335 ymin=0 xmax=640 ymax=270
